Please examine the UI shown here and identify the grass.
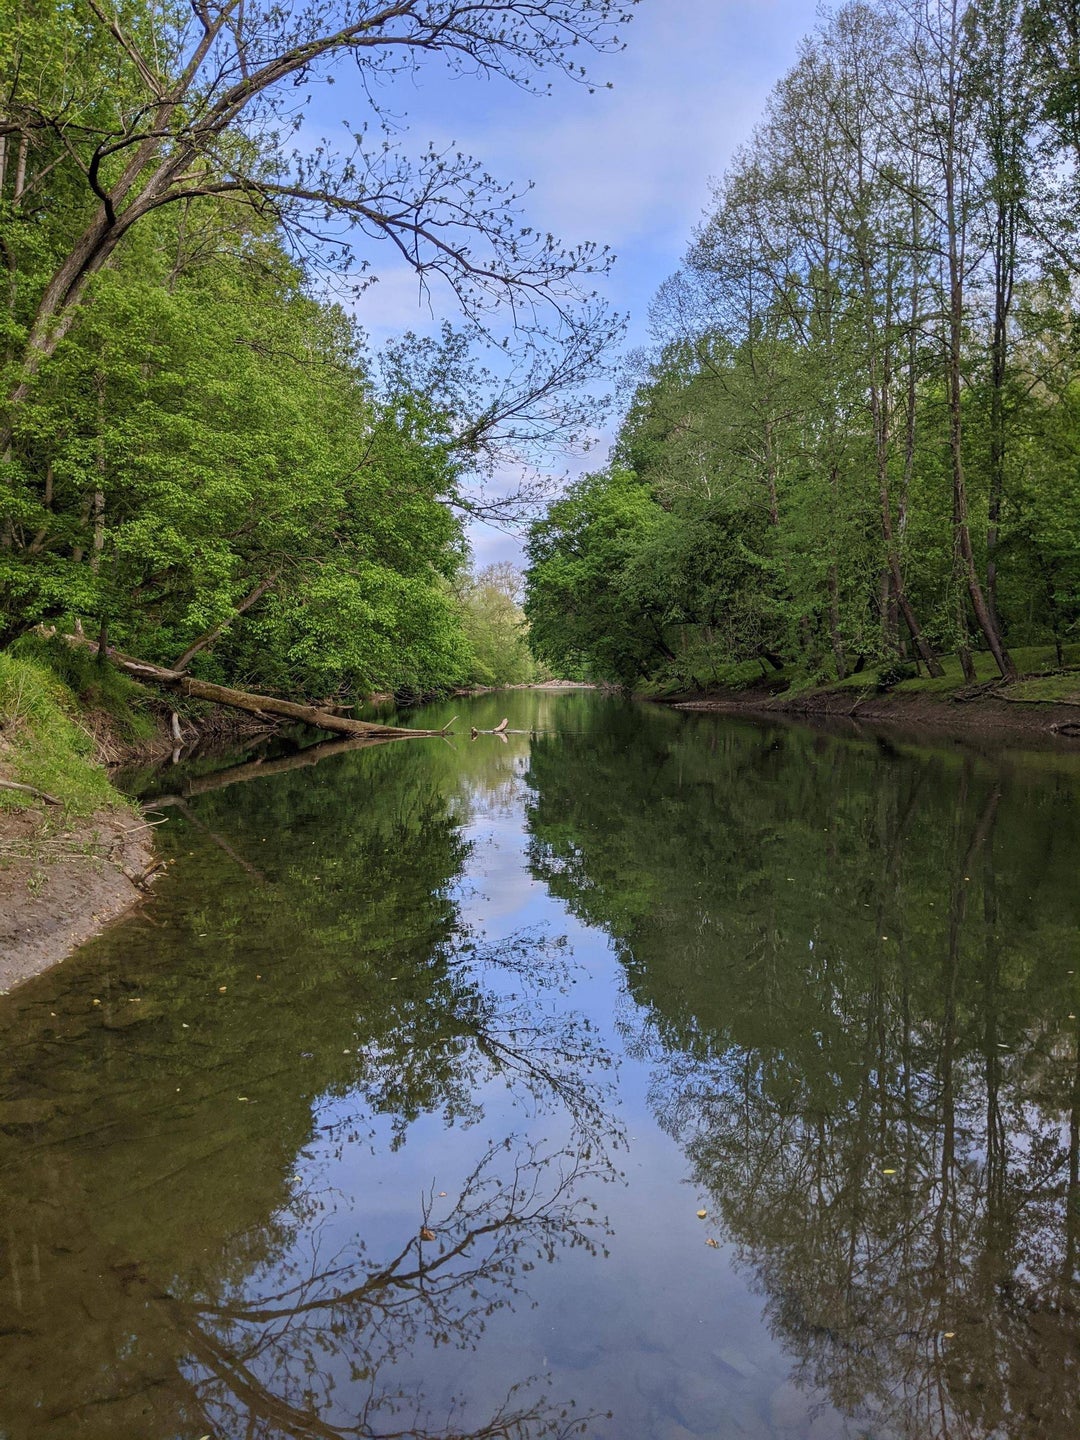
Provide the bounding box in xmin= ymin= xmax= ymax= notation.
xmin=849 ymin=643 xmax=1080 ymax=700
xmin=11 ymin=632 xmax=158 ymax=742
xmin=0 ymin=652 xmax=127 ymax=815
xmin=1001 ymin=670 xmax=1080 ymax=704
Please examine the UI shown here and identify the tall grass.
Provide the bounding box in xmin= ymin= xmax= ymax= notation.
xmin=0 ymin=653 xmax=122 ymax=814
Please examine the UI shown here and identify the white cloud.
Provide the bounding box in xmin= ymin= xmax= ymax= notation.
xmin=310 ymin=0 xmax=825 ymax=571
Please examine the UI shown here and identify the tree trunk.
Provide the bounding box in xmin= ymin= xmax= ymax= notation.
xmin=986 ymin=186 xmax=1016 ymax=631
xmin=857 ymin=242 xmax=943 ymax=677
xmin=940 ymin=9 xmax=1017 ymax=682
xmin=956 ymin=594 xmax=977 ymax=683
xmin=67 ymin=637 xmax=453 ymax=739
xmin=828 ymin=564 xmax=847 ymax=680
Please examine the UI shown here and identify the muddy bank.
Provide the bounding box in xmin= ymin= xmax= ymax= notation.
xmin=668 ymin=684 xmax=1080 ymax=744
xmin=0 ymin=806 xmax=157 ymax=994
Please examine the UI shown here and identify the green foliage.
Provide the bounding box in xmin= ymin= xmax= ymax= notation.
xmin=1 ymin=203 xmax=475 ymax=697
xmin=456 ymin=564 xmax=539 ymax=686
xmin=525 ymin=469 xmax=669 ymax=684
xmin=1 ymin=0 xmax=621 ymax=704
xmin=525 ymin=0 xmax=1080 ymax=688
xmin=876 ymin=661 xmax=918 ymax=691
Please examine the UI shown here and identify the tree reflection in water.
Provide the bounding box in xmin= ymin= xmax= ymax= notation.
xmin=168 ymin=1136 xmax=609 ymax=1440
xmin=0 ymin=733 xmax=620 ymax=1440
xmin=527 ymin=717 xmax=1080 ymax=1440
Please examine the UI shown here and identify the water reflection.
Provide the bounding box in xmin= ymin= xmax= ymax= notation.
xmin=170 ymin=1134 xmax=608 ymax=1440
xmin=527 ymin=715 xmax=1080 ymax=1440
xmin=0 ymin=730 xmax=620 ymax=1440
xmin=4 ymin=696 xmax=1080 ymax=1440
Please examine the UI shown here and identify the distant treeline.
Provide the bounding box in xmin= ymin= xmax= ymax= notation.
xmin=526 ymin=0 xmax=1080 ymax=689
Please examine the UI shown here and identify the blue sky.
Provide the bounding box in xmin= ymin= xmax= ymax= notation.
xmin=311 ymin=1 xmax=824 ymax=567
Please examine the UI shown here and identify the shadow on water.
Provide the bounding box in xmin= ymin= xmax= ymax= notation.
xmin=1 ymin=692 xmax=1079 ymax=1439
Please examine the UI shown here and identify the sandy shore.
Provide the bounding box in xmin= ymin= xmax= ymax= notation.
xmin=0 ymin=805 xmax=157 ymax=993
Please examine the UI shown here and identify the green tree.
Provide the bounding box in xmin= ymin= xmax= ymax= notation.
xmin=524 ymin=468 xmax=669 ymax=684
xmin=457 ymin=564 xmax=539 ymax=687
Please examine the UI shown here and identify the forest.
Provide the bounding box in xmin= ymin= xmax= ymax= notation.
xmin=525 ymin=0 xmax=1080 ymax=692
xmin=0 ymin=0 xmax=631 ymax=706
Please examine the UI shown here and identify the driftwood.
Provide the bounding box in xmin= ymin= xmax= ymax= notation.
xmin=63 ymin=636 xmax=453 ymax=740
xmin=470 ymin=717 xmax=509 ymax=739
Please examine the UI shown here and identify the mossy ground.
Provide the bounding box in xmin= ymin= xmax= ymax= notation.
xmin=824 ymin=643 xmax=1080 ymax=702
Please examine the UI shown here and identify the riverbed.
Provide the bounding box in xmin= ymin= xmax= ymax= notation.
xmin=1 ymin=690 xmax=1078 ymax=1440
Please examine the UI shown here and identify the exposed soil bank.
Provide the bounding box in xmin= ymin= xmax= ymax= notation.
xmin=0 ymin=805 xmax=157 ymax=993
xmin=667 ymin=683 xmax=1080 ymax=745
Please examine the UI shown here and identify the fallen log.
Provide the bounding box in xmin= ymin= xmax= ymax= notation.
xmin=64 ymin=636 xmax=453 ymax=740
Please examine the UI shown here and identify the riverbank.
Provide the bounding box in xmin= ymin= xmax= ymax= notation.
xmin=0 ymin=806 xmax=157 ymax=993
xmin=0 ymin=649 xmax=165 ymax=990
xmin=661 ymin=647 xmax=1080 ymax=745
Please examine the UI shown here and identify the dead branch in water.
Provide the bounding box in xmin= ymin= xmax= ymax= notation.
xmin=470 ymin=717 xmax=510 ymax=739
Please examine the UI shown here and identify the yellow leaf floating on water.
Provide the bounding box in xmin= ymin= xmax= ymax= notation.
xmin=420 ymin=1227 xmax=436 ymax=1242
xmin=883 ymin=1168 xmax=897 ymax=1174
xmin=696 ymin=1209 xmax=707 ymax=1219
xmin=705 ymin=1238 xmax=720 ymax=1249
xmin=943 ymin=1331 xmax=956 ymax=1339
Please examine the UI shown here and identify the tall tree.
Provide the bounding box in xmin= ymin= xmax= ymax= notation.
xmin=908 ymin=0 xmax=1017 ymax=678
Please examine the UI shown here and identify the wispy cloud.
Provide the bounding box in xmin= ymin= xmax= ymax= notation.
xmin=313 ymin=0 xmax=822 ymax=566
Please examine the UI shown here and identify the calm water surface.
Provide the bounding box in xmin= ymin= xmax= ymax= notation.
xmin=1 ymin=691 xmax=1079 ymax=1440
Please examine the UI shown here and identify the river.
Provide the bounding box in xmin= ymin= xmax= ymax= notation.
xmin=1 ymin=690 xmax=1078 ymax=1440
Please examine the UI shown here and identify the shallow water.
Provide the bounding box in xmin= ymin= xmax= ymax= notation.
xmin=1 ymin=691 xmax=1079 ymax=1440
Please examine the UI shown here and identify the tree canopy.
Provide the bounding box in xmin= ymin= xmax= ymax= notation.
xmin=525 ymin=0 xmax=1080 ymax=690
xmin=1 ymin=0 xmax=630 ymax=694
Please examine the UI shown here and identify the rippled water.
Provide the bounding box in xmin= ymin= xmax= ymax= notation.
xmin=1 ymin=690 xmax=1079 ymax=1440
